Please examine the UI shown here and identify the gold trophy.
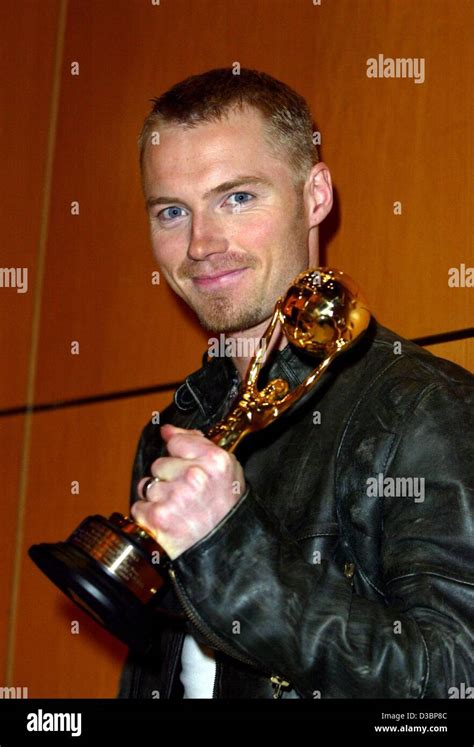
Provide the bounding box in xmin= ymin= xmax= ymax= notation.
xmin=29 ymin=268 xmax=370 ymax=651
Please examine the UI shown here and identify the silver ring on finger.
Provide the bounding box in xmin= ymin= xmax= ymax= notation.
xmin=143 ymin=475 xmax=162 ymax=499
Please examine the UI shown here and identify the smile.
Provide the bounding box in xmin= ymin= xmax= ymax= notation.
xmin=192 ymin=267 xmax=248 ymax=290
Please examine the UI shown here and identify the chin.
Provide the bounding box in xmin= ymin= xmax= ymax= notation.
xmin=196 ymin=307 xmax=270 ymax=335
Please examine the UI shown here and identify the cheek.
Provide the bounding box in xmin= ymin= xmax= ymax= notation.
xmin=149 ymin=243 xmax=182 ymax=295
xmin=150 ymin=231 xmax=183 ymax=271
xmin=235 ymin=211 xmax=286 ymax=247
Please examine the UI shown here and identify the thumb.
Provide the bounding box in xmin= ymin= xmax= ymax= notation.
xmin=160 ymin=423 xmax=204 ymax=439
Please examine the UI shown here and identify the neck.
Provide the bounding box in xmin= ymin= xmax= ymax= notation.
xmin=223 ymin=317 xmax=288 ymax=381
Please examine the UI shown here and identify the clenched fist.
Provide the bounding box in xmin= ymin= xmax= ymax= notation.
xmin=131 ymin=424 xmax=246 ymax=560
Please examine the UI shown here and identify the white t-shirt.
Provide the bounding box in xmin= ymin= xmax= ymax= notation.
xmin=179 ymin=633 xmax=302 ymax=698
xmin=179 ymin=634 xmax=216 ymax=698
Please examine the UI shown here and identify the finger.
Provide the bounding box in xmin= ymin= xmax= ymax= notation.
xmin=140 ymin=454 xmax=201 ymax=500
xmin=163 ymin=430 xmax=217 ymax=460
xmin=161 ymin=424 xmax=205 ymax=440
xmin=149 ymin=456 xmax=194 ymax=482
xmin=130 ymin=500 xmax=164 ymax=538
xmin=137 ymin=476 xmax=163 ymax=502
xmin=137 ymin=473 xmax=177 ymax=502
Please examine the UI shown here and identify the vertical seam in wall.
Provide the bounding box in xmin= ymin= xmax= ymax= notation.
xmin=5 ymin=0 xmax=68 ymax=687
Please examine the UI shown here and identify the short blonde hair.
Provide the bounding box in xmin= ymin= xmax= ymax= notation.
xmin=138 ymin=67 xmax=319 ymax=187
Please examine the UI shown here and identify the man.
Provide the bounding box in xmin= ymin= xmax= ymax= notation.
xmin=118 ymin=68 xmax=473 ymax=699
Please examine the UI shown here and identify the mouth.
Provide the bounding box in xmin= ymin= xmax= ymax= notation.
xmin=192 ymin=267 xmax=248 ymax=290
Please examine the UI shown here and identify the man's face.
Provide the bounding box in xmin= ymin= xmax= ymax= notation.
xmin=142 ymin=106 xmax=311 ymax=333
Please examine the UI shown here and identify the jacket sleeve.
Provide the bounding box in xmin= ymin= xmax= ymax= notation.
xmin=168 ymin=380 xmax=474 ymax=698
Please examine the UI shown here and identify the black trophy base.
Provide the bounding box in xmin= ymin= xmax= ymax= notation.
xmin=28 ymin=540 xmax=165 ymax=653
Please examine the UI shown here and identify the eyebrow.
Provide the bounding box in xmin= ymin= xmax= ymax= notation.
xmin=145 ymin=175 xmax=272 ymax=210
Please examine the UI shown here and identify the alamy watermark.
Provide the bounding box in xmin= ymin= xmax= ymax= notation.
xmin=448 ymin=683 xmax=473 ymax=698
xmin=208 ymin=334 xmax=267 ymax=358
xmin=367 ymin=473 xmax=425 ymax=503
xmin=448 ymin=263 xmax=473 ymax=287
xmin=26 ymin=709 xmax=82 ymax=737
xmin=0 ymin=267 xmax=28 ymax=293
xmin=0 ymin=685 xmax=28 ymax=698
xmin=366 ymin=54 xmax=425 ymax=84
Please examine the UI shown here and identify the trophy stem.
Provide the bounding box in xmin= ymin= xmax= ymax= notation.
xmin=206 ymin=406 xmax=251 ymax=453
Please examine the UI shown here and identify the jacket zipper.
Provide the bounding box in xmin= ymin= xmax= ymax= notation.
xmin=131 ymin=660 xmax=142 ymax=699
xmin=270 ymin=675 xmax=291 ymax=698
xmin=164 ymin=630 xmax=185 ymax=699
xmin=212 ymin=652 xmax=219 ymax=698
xmin=168 ymin=566 xmax=291 ymax=698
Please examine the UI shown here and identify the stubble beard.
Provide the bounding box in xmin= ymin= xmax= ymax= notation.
xmin=193 ymin=292 xmax=269 ymax=333
xmin=192 ymin=196 xmax=308 ymax=334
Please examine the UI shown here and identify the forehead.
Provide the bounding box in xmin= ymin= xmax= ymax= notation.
xmin=142 ymin=106 xmax=289 ymax=189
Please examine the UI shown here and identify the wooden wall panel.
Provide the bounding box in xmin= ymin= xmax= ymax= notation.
xmin=314 ymin=0 xmax=473 ymax=340
xmin=424 ymin=338 xmax=474 ymax=373
xmin=12 ymin=391 xmax=173 ymax=697
xmin=0 ymin=2 xmax=60 ymax=409
xmin=0 ymin=417 xmax=25 ymax=684
xmin=0 ymin=0 xmax=61 ymax=688
xmin=33 ymin=0 xmax=209 ymax=405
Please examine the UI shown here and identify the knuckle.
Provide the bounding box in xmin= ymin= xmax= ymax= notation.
xmin=168 ymin=484 xmax=183 ymax=503
xmin=172 ymin=433 xmax=186 ymax=448
xmin=149 ymin=502 xmax=162 ymax=525
xmin=206 ymin=449 xmax=228 ymax=474
xmin=185 ymin=465 xmax=207 ymax=488
xmin=151 ymin=456 xmax=166 ymax=471
xmin=157 ymin=505 xmax=171 ymax=530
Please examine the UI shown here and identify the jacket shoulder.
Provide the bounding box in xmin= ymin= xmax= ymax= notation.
xmin=345 ymin=321 xmax=474 ymax=428
xmin=368 ymin=321 xmax=473 ymax=388
xmin=335 ymin=320 xmax=474 ymax=590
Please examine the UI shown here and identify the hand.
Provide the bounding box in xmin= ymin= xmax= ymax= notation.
xmin=131 ymin=424 xmax=246 ymax=560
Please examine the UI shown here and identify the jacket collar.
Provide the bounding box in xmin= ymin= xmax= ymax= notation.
xmin=174 ymin=341 xmax=321 ymax=421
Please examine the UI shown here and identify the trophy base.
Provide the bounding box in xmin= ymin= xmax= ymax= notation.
xmin=29 ymin=541 xmax=164 ymax=652
xmin=28 ymin=512 xmax=182 ymax=651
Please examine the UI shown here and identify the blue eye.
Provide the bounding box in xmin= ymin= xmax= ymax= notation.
xmin=158 ymin=206 xmax=186 ymax=221
xmin=227 ymin=192 xmax=254 ymax=206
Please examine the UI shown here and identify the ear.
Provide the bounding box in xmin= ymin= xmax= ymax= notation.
xmin=304 ymin=162 xmax=333 ymax=229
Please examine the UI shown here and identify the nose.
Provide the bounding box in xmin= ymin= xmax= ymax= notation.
xmin=187 ymin=211 xmax=229 ymax=261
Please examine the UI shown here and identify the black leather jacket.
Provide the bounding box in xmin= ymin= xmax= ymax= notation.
xmin=117 ymin=318 xmax=474 ymax=699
